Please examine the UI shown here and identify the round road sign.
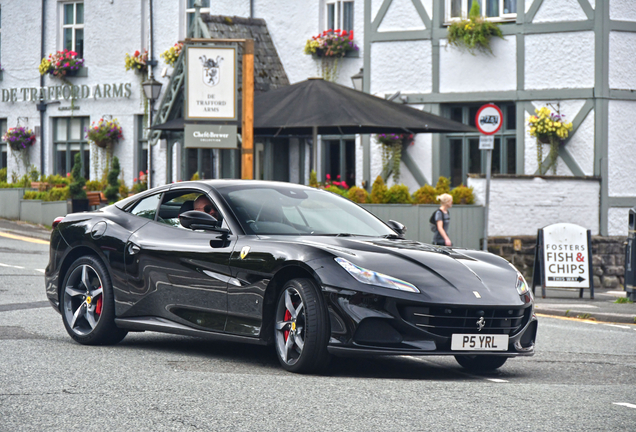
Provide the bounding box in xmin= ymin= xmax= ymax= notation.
xmin=475 ymin=104 xmax=503 ymax=135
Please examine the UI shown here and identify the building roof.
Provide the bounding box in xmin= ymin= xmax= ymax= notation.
xmin=202 ymin=15 xmax=289 ymax=93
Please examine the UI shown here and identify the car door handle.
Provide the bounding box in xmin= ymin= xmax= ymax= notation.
xmin=129 ymin=244 xmax=141 ymax=255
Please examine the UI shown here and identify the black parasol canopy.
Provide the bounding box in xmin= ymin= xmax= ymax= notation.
xmin=252 ymin=78 xmax=475 ymax=135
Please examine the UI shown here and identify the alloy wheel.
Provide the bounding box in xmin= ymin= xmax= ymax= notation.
xmin=62 ymin=264 xmax=104 ymax=336
xmin=275 ymin=287 xmax=306 ymax=366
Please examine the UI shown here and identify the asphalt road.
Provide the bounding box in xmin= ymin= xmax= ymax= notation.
xmin=0 ymin=233 xmax=635 ymax=431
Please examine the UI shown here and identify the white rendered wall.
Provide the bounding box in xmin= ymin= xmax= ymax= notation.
xmin=377 ymin=0 xmax=427 ymax=32
xmin=608 ymin=100 xmax=636 ymax=197
xmin=532 ymin=0 xmax=588 ymax=23
xmin=525 ymin=32 xmax=595 ymax=90
xmin=609 ymin=31 xmax=636 ymax=91
xmin=610 ymin=0 xmax=636 ymax=21
xmin=2 ymin=1 xmax=45 ymax=178
xmin=370 ymin=41 xmax=432 ymax=95
xmin=468 ymin=177 xmax=600 ymax=236
xmin=608 ymin=208 xmax=630 ymax=236
xmin=439 ymin=36 xmax=516 ymax=93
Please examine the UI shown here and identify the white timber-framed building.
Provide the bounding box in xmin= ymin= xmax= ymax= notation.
xmin=0 ymin=0 xmax=635 ymax=238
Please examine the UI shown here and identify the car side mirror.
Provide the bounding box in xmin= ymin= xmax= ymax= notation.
xmin=387 ymin=220 xmax=407 ymax=238
xmin=179 ymin=210 xmax=226 ymax=232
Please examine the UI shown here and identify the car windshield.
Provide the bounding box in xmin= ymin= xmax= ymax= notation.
xmin=216 ymin=185 xmax=395 ymax=237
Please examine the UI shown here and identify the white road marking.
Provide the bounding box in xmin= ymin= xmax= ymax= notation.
xmin=403 ymin=356 xmax=510 ymax=383
xmin=35 ymin=269 xmax=45 ymax=273
xmin=582 ymin=320 xmax=599 ymax=325
xmin=613 ymin=402 xmax=636 ymax=409
xmin=0 ymin=262 xmax=24 ymax=269
xmin=604 ymin=324 xmax=631 ymax=329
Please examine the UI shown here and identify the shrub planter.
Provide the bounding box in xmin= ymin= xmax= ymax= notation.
xmin=68 ymin=198 xmax=89 ymax=214
xmin=360 ymin=204 xmax=485 ymax=250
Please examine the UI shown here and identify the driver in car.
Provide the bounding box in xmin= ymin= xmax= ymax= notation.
xmin=194 ymin=195 xmax=220 ymax=221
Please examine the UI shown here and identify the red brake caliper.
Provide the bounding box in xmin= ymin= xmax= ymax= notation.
xmin=95 ymin=287 xmax=103 ymax=315
xmin=283 ymin=309 xmax=292 ymax=341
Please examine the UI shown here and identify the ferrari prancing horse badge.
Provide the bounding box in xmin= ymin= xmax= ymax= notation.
xmin=240 ymin=246 xmax=250 ymax=259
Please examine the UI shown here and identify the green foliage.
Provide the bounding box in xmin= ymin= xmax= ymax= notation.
xmin=615 ymin=297 xmax=633 ymax=304
xmin=45 ymin=174 xmax=70 ymax=187
xmin=325 ymin=185 xmax=348 ymax=197
xmin=412 ymin=184 xmax=438 ymax=204
xmin=190 ymin=172 xmax=200 ymax=181
xmin=386 ymin=184 xmax=412 ymax=204
xmin=23 ymin=186 xmax=69 ymax=201
xmin=447 ymin=2 xmax=503 ymax=55
xmin=370 ymin=176 xmax=388 ymax=203
xmin=309 ymin=170 xmax=319 ymax=188
xmin=69 ymin=153 xmax=86 ymax=199
xmin=48 ymin=186 xmax=70 ymax=201
xmin=435 ymin=176 xmax=451 ymax=194
xmin=119 ymin=174 xmax=130 ymax=198
xmin=132 ymin=181 xmax=148 ymax=194
xmin=28 ymin=165 xmax=40 ymax=182
xmin=346 ymin=185 xmax=369 ymax=204
xmin=104 ymin=156 xmax=120 ymax=203
xmin=85 ymin=180 xmax=104 ymax=191
xmin=23 ymin=191 xmax=44 ymax=200
xmin=0 ymin=167 xmax=6 ymax=182
xmin=450 ymin=184 xmax=475 ymax=204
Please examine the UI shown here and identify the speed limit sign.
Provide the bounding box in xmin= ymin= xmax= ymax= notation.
xmin=475 ymin=104 xmax=503 ymax=135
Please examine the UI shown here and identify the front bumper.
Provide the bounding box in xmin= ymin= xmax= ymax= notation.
xmin=323 ymin=285 xmax=537 ymax=357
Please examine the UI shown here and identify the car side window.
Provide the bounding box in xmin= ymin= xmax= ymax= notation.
xmin=129 ymin=193 xmax=162 ymax=220
xmin=157 ymin=190 xmax=225 ymax=229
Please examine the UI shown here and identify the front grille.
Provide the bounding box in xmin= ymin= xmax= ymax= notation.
xmin=400 ymin=305 xmax=531 ymax=337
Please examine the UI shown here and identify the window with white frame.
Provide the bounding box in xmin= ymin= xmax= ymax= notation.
xmin=62 ymin=2 xmax=84 ymax=57
xmin=326 ymin=1 xmax=354 ymax=31
xmin=443 ymin=103 xmax=516 ymax=187
xmin=186 ymin=0 xmax=210 ymax=33
xmin=53 ymin=117 xmax=90 ymax=179
xmin=446 ymin=0 xmax=516 ymax=22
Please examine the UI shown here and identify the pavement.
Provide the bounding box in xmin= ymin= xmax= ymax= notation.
xmin=1 ymin=218 xmax=634 ymax=325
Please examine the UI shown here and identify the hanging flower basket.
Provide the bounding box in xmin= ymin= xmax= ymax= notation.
xmin=86 ymin=119 xmax=123 ymax=149
xmin=304 ymin=29 xmax=358 ymax=58
xmin=39 ymin=50 xmax=84 ymax=78
xmin=447 ymin=2 xmax=503 ymax=55
xmin=160 ymin=43 xmax=184 ymax=66
xmin=125 ymin=50 xmax=149 ymax=74
xmin=528 ymin=106 xmax=573 ymax=174
xmin=376 ymin=133 xmax=413 ymax=184
xmin=3 ymin=127 xmax=36 ymax=152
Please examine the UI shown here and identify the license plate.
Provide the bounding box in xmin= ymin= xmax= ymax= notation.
xmin=451 ymin=334 xmax=508 ymax=351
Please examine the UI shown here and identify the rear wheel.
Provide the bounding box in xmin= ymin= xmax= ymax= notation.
xmin=274 ymin=279 xmax=330 ymax=373
xmin=454 ymin=355 xmax=508 ymax=371
xmin=60 ymin=256 xmax=127 ymax=345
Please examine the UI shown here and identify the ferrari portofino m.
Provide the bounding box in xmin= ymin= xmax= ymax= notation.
xmin=45 ymin=180 xmax=537 ymax=373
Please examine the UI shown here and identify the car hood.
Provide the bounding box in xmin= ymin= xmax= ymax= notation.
xmin=293 ymin=236 xmax=523 ymax=306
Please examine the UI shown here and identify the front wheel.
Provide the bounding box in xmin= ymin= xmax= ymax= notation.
xmin=60 ymin=255 xmax=127 ymax=345
xmin=274 ymin=279 xmax=330 ymax=373
xmin=454 ymin=355 xmax=508 ymax=371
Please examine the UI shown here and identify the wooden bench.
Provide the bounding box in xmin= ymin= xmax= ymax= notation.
xmin=86 ymin=191 xmax=106 ymax=208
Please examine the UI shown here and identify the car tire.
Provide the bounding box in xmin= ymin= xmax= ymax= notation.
xmin=274 ymin=278 xmax=330 ymax=373
xmin=60 ymin=255 xmax=127 ymax=345
xmin=454 ymin=355 xmax=508 ymax=371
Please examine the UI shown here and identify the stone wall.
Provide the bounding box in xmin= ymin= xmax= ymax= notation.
xmin=488 ymin=236 xmax=627 ymax=290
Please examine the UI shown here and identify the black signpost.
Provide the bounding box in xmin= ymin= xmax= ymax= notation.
xmin=532 ymin=223 xmax=594 ymax=299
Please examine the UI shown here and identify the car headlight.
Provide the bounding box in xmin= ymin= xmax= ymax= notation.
xmin=334 ymin=257 xmax=419 ymax=293
xmin=516 ymin=271 xmax=529 ymax=296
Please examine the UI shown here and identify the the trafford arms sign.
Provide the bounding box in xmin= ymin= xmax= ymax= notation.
xmin=1 ymin=83 xmax=133 ymax=102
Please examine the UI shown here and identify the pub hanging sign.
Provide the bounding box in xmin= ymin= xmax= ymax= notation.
xmin=185 ymin=45 xmax=237 ymax=121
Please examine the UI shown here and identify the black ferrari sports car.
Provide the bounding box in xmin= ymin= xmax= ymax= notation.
xmin=45 ymin=180 xmax=537 ymax=373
